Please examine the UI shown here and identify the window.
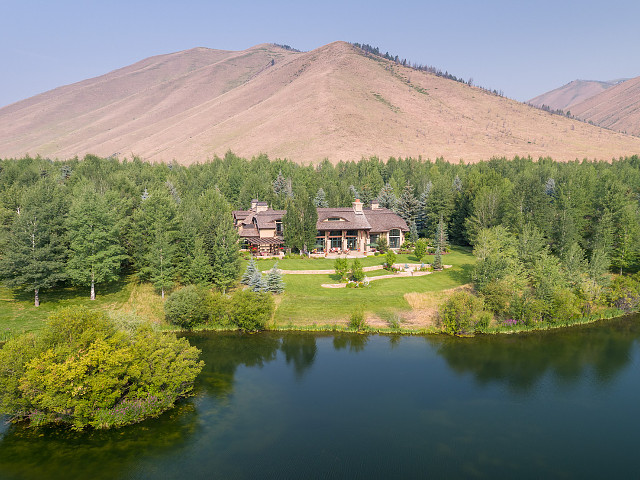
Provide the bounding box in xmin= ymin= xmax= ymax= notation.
xmin=345 ymin=230 xmax=357 ymax=250
xmin=329 ymin=230 xmax=343 ymax=250
xmin=370 ymin=234 xmax=379 ymax=246
xmin=389 ymin=229 xmax=401 ymax=248
xmin=275 ymin=221 xmax=283 ymax=234
xmin=327 ymin=217 xmax=343 ymax=222
xmin=315 ymin=231 xmax=325 ymax=252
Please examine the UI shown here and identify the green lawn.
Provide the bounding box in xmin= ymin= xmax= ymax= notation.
xmin=0 ymin=247 xmax=475 ymax=340
xmin=272 ymin=247 xmax=475 ymax=326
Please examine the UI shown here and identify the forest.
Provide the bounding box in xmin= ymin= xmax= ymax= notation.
xmin=0 ymin=153 xmax=639 ymax=330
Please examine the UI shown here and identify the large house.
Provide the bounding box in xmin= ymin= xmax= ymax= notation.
xmin=233 ymin=199 xmax=408 ymax=254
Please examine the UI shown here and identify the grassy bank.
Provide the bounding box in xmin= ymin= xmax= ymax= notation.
xmin=0 ymin=248 xmax=474 ymax=340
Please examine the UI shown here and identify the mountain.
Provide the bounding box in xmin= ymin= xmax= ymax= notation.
xmin=528 ymin=79 xmax=626 ymax=112
xmin=568 ymin=76 xmax=640 ymax=136
xmin=1 ymin=41 xmax=640 ymax=164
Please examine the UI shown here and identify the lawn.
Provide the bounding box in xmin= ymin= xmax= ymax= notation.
xmin=0 ymin=247 xmax=475 ymax=340
xmin=271 ymin=247 xmax=475 ymax=327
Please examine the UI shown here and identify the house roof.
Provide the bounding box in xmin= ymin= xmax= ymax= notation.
xmin=235 ymin=204 xmax=407 ymax=235
xmin=254 ymin=210 xmax=286 ymax=229
xmin=365 ymin=208 xmax=409 ymax=233
xmin=316 ymin=207 xmax=371 ymax=231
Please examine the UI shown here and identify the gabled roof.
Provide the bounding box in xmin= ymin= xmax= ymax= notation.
xmin=365 ymin=208 xmax=409 ymax=233
xmin=316 ymin=207 xmax=371 ymax=231
xmin=254 ymin=210 xmax=286 ymax=229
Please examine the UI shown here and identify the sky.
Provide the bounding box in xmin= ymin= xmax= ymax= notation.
xmin=2 ymin=0 xmax=639 ymax=108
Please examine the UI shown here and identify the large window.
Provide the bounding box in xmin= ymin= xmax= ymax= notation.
xmin=389 ymin=229 xmax=401 ymax=248
xmin=276 ymin=221 xmax=283 ymax=234
xmin=315 ymin=231 xmax=325 ymax=252
xmin=346 ymin=230 xmax=357 ymax=250
xmin=370 ymin=234 xmax=379 ymax=246
xmin=329 ymin=230 xmax=343 ymax=250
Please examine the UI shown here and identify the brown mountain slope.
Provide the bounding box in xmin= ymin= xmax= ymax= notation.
xmin=528 ymin=79 xmax=623 ymax=112
xmin=1 ymin=41 xmax=640 ymax=164
xmin=569 ymin=76 xmax=640 ymax=136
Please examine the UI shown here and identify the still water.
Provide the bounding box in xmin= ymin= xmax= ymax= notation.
xmin=1 ymin=315 xmax=639 ymax=479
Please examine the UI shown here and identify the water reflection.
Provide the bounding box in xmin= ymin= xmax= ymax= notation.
xmin=0 ymin=402 xmax=199 ymax=480
xmin=332 ymin=333 xmax=369 ymax=352
xmin=280 ymin=333 xmax=318 ymax=379
xmin=427 ymin=315 xmax=640 ymax=392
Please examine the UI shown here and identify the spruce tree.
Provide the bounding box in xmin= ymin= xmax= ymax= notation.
xmin=242 ymin=257 xmax=259 ymax=285
xmin=408 ymin=220 xmax=418 ymax=244
xmin=377 ymin=182 xmax=397 ymax=210
xmin=206 ymin=194 xmax=241 ymax=293
xmin=433 ymin=245 xmax=443 ymax=270
xmin=249 ymin=269 xmax=266 ymax=292
xmin=396 ymin=182 xmax=420 ymax=224
xmin=434 ymin=214 xmax=449 ymax=252
xmin=265 ymin=262 xmax=285 ymax=293
xmin=314 ymin=188 xmax=329 ymax=208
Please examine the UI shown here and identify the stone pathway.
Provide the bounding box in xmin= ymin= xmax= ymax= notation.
xmin=263 ymin=265 xmax=385 ymax=275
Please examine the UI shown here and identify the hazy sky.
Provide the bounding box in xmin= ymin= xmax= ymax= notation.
xmin=2 ymin=0 xmax=638 ymax=107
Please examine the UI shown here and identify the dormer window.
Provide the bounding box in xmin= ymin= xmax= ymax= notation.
xmin=327 ymin=217 xmax=343 ymax=221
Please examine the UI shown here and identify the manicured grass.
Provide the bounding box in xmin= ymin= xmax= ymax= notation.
xmin=273 ymin=247 xmax=475 ymax=326
xmin=0 ymin=247 xmax=474 ymax=340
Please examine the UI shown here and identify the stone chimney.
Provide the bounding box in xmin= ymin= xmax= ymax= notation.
xmin=251 ymin=199 xmax=259 ymax=210
xmin=370 ymin=200 xmax=380 ymax=210
xmin=353 ymin=199 xmax=363 ymax=214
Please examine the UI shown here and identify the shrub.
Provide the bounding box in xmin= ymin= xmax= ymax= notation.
xmin=348 ymin=308 xmax=367 ymax=331
xmin=385 ymin=250 xmax=397 ymax=269
xmin=509 ymin=289 xmax=545 ymax=325
xmin=350 ymin=258 xmax=364 ymax=282
xmin=414 ymin=238 xmax=428 ymax=261
xmin=164 ymin=285 xmax=213 ymax=328
xmin=607 ymin=275 xmax=640 ymax=313
xmin=376 ymin=236 xmax=388 ymax=253
xmin=228 ymin=290 xmax=274 ymax=331
xmin=334 ymin=257 xmax=348 ymax=281
xmin=549 ymin=288 xmax=582 ymax=323
xmin=438 ymin=291 xmax=489 ymax=335
xmin=0 ymin=308 xmax=203 ymax=430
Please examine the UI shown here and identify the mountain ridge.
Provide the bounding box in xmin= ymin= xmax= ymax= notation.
xmin=1 ymin=41 xmax=639 ymax=164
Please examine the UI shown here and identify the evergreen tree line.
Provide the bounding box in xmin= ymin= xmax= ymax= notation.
xmin=1 ymin=153 xmax=639 ymax=305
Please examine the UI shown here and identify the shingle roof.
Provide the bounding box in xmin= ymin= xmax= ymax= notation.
xmin=364 ymin=208 xmax=409 ymax=233
xmin=254 ymin=210 xmax=286 ymax=229
xmin=316 ymin=207 xmax=371 ymax=231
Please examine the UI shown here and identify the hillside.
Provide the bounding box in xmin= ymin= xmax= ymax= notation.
xmin=568 ymin=75 xmax=640 ymax=137
xmin=528 ymin=79 xmax=625 ymax=112
xmin=1 ymin=41 xmax=640 ymax=164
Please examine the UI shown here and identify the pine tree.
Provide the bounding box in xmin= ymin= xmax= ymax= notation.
xmin=434 ymin=214 xmax=449 ymax=252
xmin=377 ymin=182 xmax=397 ymax=210
xmin=186 ymin=236 xmax=214 ymax=287
xmin=0 ymin=180 xmax=68 ymax=306
xmin=433 ymin=245 xmax=443 ymax=270
xmin=66 ymin=183 xmax=127 ymax=300
xmin=130 ymin=188 xmax=180 ymax=299
xmin=416 ymin=181 xmax=433 ymax=232
xmin=453 ymin=175 xmax=463 ymax=192
xmin=242 ymin=257 xmax=258 ymax=285
xmin=249 ymin=269 xmax=266 ymax=292
xmin=206 ymin=194 xmax=241 ymax=293
xmin=313 ymin=188 xmax=329 ymax=208
xmin=396 ymin=182 xmax=420 ymax=223
xmin=273 ymin=170 xmax=287 ymax=196
xmin=408 ymin=220 xmax=418 ymax=243
xmin=265 ymin=262 xmax=285 ymax=293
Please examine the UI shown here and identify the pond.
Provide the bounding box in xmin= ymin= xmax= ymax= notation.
xmin=1 ymin=315 xmax=639 ymax=479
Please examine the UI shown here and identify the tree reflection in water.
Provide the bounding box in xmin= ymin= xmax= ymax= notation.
xmin=426 ymin=315 xmax=640 ymax=393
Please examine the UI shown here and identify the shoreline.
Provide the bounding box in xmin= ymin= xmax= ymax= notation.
xmin=173 ymin=307 xmax=634 ymax=337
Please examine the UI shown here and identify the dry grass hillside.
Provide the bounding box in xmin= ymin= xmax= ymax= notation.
xmin=528 ymin=79 xmax=622 ymax=112
xmin=569 ymin=76 xmax=640 ymax=137
xmin=1 ymin=41 xmax=640 ymax=164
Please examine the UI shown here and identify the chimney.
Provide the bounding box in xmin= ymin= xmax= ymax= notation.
xmin=370 ymin=200 xmax=380 ymax=210
xmin=251 ymin=199 xmax=259 ymax=210
xmin=353 ymin=199 xmax=363 ymax=214
xmin=256 ymin=203 xmax=268 ymax=213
